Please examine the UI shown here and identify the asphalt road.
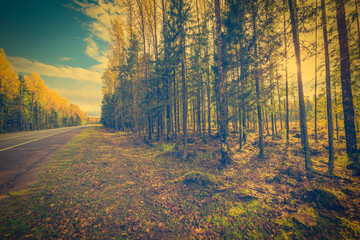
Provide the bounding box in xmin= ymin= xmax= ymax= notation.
xmin=0 ymin=126 xmax=90 ymax=196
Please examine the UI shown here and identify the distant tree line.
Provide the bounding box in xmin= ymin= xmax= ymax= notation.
xmin=0 ymin=49 xmax=89 ymax=133
xmin=100 ymin=0 xmax=359 ymax=174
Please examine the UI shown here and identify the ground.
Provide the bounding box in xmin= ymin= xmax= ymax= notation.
xmin=0 ymin=126 xmax=360 ymax=239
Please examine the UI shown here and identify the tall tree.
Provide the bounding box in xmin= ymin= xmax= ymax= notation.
xmin=314 ymin=0 xmax=318 ymax=142
xmin=252 ymin=0 xmax=264 ymax=158
xmin=288 ymin=0 xmax=312 ymax=171
xmin=214 ymin=0 xmax=232 ymax=165
xmin=179 ymin=0 xmax=188 ymax=146
xmin=283 ymin=2 xmax=290 ymax=143
xmin=321 ymin=0 xmax=335 ymax=175
xmin=335 ymin=0 xmax=358 ymax=161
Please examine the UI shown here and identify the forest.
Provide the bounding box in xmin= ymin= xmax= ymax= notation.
xmin=1 ymin=0 xmax=360 ymax=238
xmin=0 ymin=49 xmax=91 ymax=133
xmin=101 ymin=0 xmax=359 ymax=174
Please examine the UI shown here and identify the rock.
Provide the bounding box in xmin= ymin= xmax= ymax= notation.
xmin=293 ymin=213 xmax=317 ymax=227
xmin=162 ymin=149 xmax=186 ymax=159
xmin=183 ymin=172 xmax=220 ymax=187
xmin=304 ymin=188 xmax=344 ymax=211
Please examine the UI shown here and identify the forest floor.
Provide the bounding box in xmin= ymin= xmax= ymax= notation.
xmin=1 ymin=126 xmax=360 ymax=239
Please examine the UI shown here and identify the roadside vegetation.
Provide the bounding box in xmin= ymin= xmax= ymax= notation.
xmin=0 ymin=49 xmax=99 ymax=133
xmin=1 ymin=126 xmax=360 ymax=239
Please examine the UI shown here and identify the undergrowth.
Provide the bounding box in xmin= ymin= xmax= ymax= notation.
xmin=0 ymin=126 xmax=360 ymax=239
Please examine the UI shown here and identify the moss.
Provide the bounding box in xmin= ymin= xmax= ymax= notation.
xmin=283 ymin=211 xmax=360 ymax=240
xmin=228 ymin=204 xmax=246 ymax=217
xmin=304 ymin=188 xmax=343 ymax=211
xmin=339 ymin=217 xmax=360 ymax=238
xmin=154 ymin=143 xmax=176 ymax=152
xmin=8 ymin=190 xmax=30 ymax=197
xmin=292 ymin=206 xmax=317 ymax=228
xmin=183 ymin=171 xmax=221 ymax=187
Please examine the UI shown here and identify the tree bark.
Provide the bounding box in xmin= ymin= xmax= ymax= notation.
xmin=252 ymin=2 xmax=264 ymax=158
xmin=162 ymin=0 xmax=172 ymax=141
xmin=284 ymin=2 xmax=290 ymax=143
xmin=335 ymin=0 xmax=358 ymax=160
xmin=314 ymin=0 xmax=318 ymax=142
xmin=179 ymin=0 xmax=188 ymax=147
xmin=214 ymin=0 xmax=232 ymax=165
xmin=288 ymin=0 xmax=312 ymax=171
xmin=321 ymin=0 xmax=335 ymax=175
xmin=277 ymin=72 xmax=283 ymax=131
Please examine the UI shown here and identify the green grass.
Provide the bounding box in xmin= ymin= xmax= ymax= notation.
xmin=1 ymin=126 xmax=360 ymax=239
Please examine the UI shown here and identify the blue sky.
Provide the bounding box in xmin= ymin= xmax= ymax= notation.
xmin=0 ymin=0 xmax=319 ymax=118
xmin=0 ymin=0 xmax=112 ymax=117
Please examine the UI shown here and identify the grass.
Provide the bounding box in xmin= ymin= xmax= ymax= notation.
xmin=1 ymin=126 xmax=360 ymax=239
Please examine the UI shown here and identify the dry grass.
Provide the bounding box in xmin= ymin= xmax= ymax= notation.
xmin=1 ymin=126 xmax=360 ymax=239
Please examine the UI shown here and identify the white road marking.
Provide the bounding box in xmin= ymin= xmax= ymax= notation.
xmin=0 ymin=127 xmax=82 ymax=152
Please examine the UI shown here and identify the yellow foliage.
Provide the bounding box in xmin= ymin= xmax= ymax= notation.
xmin=0 ymin=48 xmax=19 ymax=99
xmin=24 ymin=72 xmax=87 ymax=121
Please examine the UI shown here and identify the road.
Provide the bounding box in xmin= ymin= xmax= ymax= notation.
xmin=0 ymin=126 xmax=90 ymax=196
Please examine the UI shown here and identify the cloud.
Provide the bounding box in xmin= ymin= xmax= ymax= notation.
xmin=72 ymin=0 xmax=120 ymax=43
xmin=60 ymin=57 xmax=72 ymax=62
xmin=8 ymin=57 xmax=102 ymax=84
xmin=70 ymin=0 xmax=121 ymax=74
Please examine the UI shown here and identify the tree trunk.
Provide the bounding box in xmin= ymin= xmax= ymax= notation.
xmin=174 ymin=69 xmax=177 ymax=140
xmin=335 ymin=80 xmax=339 ymax=140
xmin=136 ymin=0 xmax=150 ymax=140
xmin=314 ymin=0 xmax=318 ymax=142
xmin=321 ymin=0 xmax=335 ymax=175
xmin=288 ymin=0 xmax=312 ymax=171
xmin=207 ymin=69 xmax=211 ymax=138
xmin=179 ymin=0 xmax=188 ymax=146
xmin=252 ymin=2 xmax=264 ymax=159
xmin=162 ymin=0 xmax=172 ymax=141
xmin=284 ymin=3 xmax=290 ymax=143
xmin=335 ymin=0 xmax=358 ymax=160
xmin=355 ymin=0 xmax=360 ymax=57
xmin=153 ymin=0 xmax=159 ymax=61
xmin=239 ymin=107 xmax=243 ymax=150
xmin=277 ymin=74 xmax=283 ymax=131
xmin=214 ymin=0 xmax=232 ymax=165
xmin=270 ymin=64 xmax=275 ymax=136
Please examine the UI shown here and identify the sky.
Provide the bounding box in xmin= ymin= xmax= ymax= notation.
xmin=0 ymin=0 xmax=319 ymax=117
xmin=0 ymin=0 xmax=115 ymax=117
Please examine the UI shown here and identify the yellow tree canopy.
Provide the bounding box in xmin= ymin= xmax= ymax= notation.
xmin=0 ymin=48 xmax=19 ymax=99
xmin=24 ymin=72 xmax=48 ymax=106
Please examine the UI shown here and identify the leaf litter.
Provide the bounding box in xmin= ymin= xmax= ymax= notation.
xmin=1 ymin=126 xmax=360 ymax=239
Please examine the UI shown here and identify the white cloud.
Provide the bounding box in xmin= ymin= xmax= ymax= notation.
xmin=84 ymin=36 xmax=109 ymax=72
xmin=71 ymin=0 xmax=121 ymax=74
xmin=72 ymin=0 xmax=119 ymax=43
xmin=8 ymin=57 xmax=102 ymax=84
xmin=60 ymin=57 xmax=72 ymax=62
